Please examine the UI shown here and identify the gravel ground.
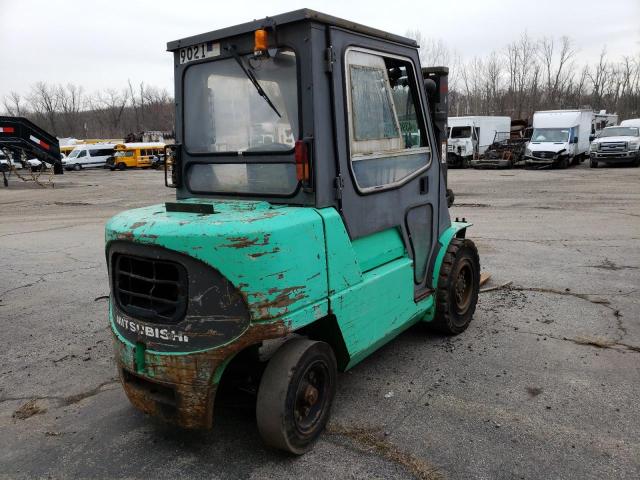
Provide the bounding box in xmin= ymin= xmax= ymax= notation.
xmin=0 ymin=164 xmax=638 ymax=479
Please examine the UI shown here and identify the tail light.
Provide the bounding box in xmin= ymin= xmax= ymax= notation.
xmin=295 ymin=140 xmax=310 ymax=184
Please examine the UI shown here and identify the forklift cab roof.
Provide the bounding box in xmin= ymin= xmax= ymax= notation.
xmin=166 ymin=9 xmax=417 ymax=51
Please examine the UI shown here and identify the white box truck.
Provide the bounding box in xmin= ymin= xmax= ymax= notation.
xmin=447 ymin=116 xmax=511 ymax=168
xmin=525 ymin=109 xmax=593 ymax=168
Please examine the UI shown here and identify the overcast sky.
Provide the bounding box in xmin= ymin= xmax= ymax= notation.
xmin=1 ymin=0 xmax=638 ymax=99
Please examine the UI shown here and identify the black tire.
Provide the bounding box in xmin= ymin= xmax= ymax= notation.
xmin=256 ymin=338 xmax=337 ymax=455
xmin=73 ymin=164 xmax=81 ymax=171
xmin=558 ymin=157 xmax=570 ymax=169
xmin=633 ymin=159 xmax=640 ymax=167
xmin=117 ymin=163 xmax=126 ymax=171
xmin=431 ymin=238 xmax=480 ymax=335
xmin=590 ymin=159 xmax=598 ymax=168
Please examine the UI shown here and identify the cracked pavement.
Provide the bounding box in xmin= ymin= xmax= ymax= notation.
xmin=1 ymin=165 xmax=639 ymax=479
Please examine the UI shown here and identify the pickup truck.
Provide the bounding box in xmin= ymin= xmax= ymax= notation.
xmin=589 ymin=125 xmax=640 ymax=168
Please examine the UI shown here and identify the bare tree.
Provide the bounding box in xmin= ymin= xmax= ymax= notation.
xmin=2 ymin=91 xmax=24 ymax=116
xmin=28 ymin=82 xmax=61 ymax=135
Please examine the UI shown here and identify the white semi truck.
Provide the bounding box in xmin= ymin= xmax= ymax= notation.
xmin=524 ymin=109 xmax=593 ymax=168
xmin=446 ymin=116 xmax=511 ymax=168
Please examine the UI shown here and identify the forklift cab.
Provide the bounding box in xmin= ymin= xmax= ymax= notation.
xmin=105 ymin=9 xmax=479 ymax=455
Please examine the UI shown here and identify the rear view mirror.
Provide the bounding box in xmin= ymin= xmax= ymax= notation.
xmin=164 ymin=144 xmax=182 ymax=188
xmin=572 ymin=137 xmax=579 ymax=144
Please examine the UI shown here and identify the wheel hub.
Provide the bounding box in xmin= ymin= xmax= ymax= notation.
xmin=453 ymin=261 xmax=473 ymax=313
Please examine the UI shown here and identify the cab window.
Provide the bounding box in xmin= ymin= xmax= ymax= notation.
xmin=346 ymin=49 xmax=430 ymax=191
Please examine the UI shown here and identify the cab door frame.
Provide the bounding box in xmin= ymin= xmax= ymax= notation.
xmin=327 ymin=26 xmax=443 ymax=294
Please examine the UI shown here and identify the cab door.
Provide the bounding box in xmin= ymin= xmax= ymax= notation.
xmin=328 ymin=28 xmax=443 ymax=295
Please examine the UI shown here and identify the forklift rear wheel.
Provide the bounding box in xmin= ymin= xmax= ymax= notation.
xmin=256 ymin=338 xmax=337 ymax=455
xmin=590 ymin=159 xmax=598 ymax=168
xmin=432 ymin=238 xmax=480 ymax=335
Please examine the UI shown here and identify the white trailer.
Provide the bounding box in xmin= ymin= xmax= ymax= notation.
xmin=525 ymin=109 xmax=593 ymax=168
xmin=446 ymin=116 xmax=511 ymax=167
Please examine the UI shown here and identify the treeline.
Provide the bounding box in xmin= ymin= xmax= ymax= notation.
xmin=1 ymin=81 xmax=174 ymax=139
xmin=407 ymin=31 xmax=640 ymax=121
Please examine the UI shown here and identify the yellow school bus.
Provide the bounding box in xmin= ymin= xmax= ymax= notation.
xmin=107 ymin=142 xmax=165 ymax=170
xmin=60 ymin=145 xmax=76 ymax=157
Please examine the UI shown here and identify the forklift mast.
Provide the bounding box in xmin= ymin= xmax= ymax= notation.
xmin=0 ymin=116 xmax=63 ymax=175
xmin=422 ymin=67 xmax=449 ymax=185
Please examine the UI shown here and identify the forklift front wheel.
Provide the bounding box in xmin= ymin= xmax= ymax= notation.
xmin=432 ymin=238 xmax=480 ymax=335
xmin=256 ymin=338 xmax=337 ymax=455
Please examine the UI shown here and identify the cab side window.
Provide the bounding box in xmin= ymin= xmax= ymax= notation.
xmin=346 ymin=50 xmax=430 ymax=191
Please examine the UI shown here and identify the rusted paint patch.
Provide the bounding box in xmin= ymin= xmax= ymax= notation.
xmin=248 ymin=247 xmax=280 ymax=258
xmin=117 ymin=320 xmax=288 ymax=430
xmin=130 ymin=221 xmax=147 ymax=229
xmin=221 ymin=234 xmax=270 ymax=249
xmin=251 ymin=286 xmax=308 ymax=318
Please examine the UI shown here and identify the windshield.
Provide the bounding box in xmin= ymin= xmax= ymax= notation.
xmin=531 ymin=128 xmax=570 ymax=143
xmin=68 ymin=149 xmax=82 ymax=158
xmin=184 ymin=49 xmax=298 ymax=153
xmin=599 ymin=127 xmax=639 ymax=138
xmin=184 ymin=48 xmax=300 ymax=196
xmin=450 ymin=126 xmax=472 ymax=139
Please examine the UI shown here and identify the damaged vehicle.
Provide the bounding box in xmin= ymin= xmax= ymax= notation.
xmin=104 ymin=10 xmax=480 ymax=454
xmin=525 ymin=110 xmax=592 ymax=168
xmin=446 ymin=116 xmax=510 ymax=168
xmin=471 ymin=120 xmax=532 ymax=169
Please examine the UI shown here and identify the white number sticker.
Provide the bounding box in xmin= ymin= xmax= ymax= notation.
xmin=179 ymin=42 xmax=220 ymax=65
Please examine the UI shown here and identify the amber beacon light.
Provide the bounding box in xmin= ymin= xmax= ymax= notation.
xmin=254 ymin=29 xmax=268 ymax=53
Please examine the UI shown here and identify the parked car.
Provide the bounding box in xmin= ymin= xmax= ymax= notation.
xmin=524 ymin=110 xmax=593 ymax=168
xmin=589 ymin=125 xmax=640 ymax=167
xmin=62 ymin=143 xmax=116 ymax=170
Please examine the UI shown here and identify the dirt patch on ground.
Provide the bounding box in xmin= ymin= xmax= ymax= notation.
xmin=13 ymin=399 xmax=47 ymax=420
xmin=328 ymin=423 xmax=443 ymax=480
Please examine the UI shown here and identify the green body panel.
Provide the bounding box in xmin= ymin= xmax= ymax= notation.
xmin=315 ymin=208 xmax=362 ymax=295
xmin=313 ymin=209 xmax=432 ymax=369
xmin=106 ymin=201 xmax=469 ymax=380
xmin=329 ymin=258 xmax=434 ymax=369
xmin=352 ymin=228 xmax=405 ymax=273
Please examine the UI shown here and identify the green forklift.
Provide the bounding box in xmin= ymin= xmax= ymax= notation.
xmin=105 ymin=9 xmax=480 ymax=454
